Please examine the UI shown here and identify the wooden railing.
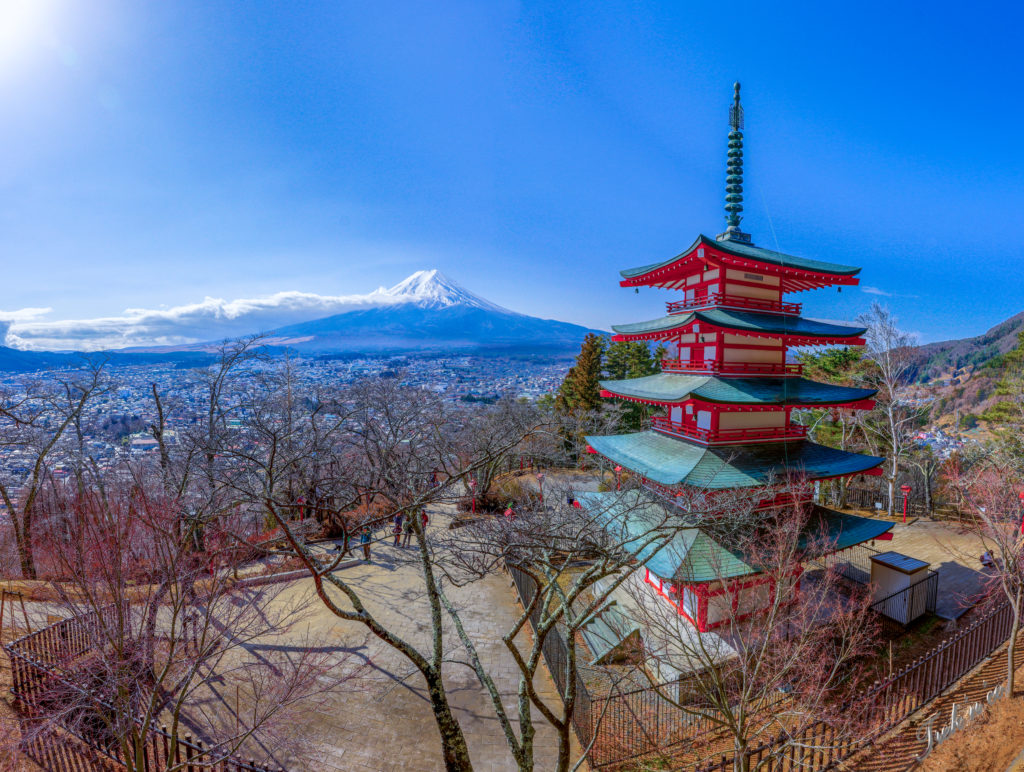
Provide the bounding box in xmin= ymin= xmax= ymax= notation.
xmin=666 ymin=292 xmax=801 ymax=316
xmin=650 ymin=416 xmax=807 ymax=444
xmin=660 ymin=359 xmax=803 ymax=376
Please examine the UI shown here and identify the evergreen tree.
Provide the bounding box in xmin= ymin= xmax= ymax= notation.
xmin=603 ymin=340 xmax=662 ymax=430
xmin=555 ymin=334 xmax=606 ymax=414
xmin=604 ymin=340 xmax=658 ymax=380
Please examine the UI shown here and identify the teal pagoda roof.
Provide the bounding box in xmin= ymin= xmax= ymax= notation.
xmin=584 ymin=431 xmax=884 ymax=488
xmin=601 ymin=373 xmax=876 ymax=406
xmin=577 ymin=490 xmax=893 ymax=582
xmin=620 ymin=234 xmax=861 ymax=281
xmin=611 ymin=308 xmax=867 ymax=341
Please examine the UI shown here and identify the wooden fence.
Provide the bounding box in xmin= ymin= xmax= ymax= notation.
xmin=4 ymin=604 xmax=281 ymax=772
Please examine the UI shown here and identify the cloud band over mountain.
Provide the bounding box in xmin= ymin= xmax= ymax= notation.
xmin=1 ymin=271 xmax=514 ymax=352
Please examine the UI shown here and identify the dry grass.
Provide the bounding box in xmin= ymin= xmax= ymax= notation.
xmin=916 ymin=694 xmax=1024 ymax=772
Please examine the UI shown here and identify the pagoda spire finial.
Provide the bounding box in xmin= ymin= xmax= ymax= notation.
xmin=717 ymin=81 xmax=752 ymax=245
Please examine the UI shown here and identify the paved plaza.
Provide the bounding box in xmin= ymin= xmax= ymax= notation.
xmin=237 ymin=513 xmax=579 ymax=771
xmin=866 ymin=516 xmax=990 ymax=620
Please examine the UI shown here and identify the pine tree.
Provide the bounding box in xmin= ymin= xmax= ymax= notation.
xmin=603 ymin=340 xmax=661 ymax=430
xmin=556 ymin=334 xmax=606 ymax=414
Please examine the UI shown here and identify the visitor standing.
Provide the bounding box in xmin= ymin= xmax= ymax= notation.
xmin=360 ymin=526 xmax=371 ymax=561
xmin=402 ymin=515 xmax=413 ymax=547
xmin=392 ymin=515 xmax=403 ymax=547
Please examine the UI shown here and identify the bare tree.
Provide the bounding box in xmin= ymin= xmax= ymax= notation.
xmin=857 ymin=302 xmax=920 ymax=517
xmin=0 ymin=361 xmax=108 ymax=578
xmin=437 ymin=480 xmax=689 ymax=772
xmin=944 ymin=457 xmax=1024 ymax=697
xmin=21 ymin=468 xmax=351 ymax=771
xmin=258 ymin=381 xmax=546 ymax=771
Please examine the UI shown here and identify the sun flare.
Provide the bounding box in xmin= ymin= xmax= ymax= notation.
xmin=0 ymin=0 xmax=58 ymax=70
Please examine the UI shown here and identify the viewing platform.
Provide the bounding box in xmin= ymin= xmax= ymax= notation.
xmin=650 ymin=415 xmax=808 ymax=444
xmin=660 ymin=359 xmax=803 ymax=377
xmin=665 ymin=292 xmax=801 ymax=316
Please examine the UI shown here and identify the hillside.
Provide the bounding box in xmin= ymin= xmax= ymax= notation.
xmin=908 ymin=311 xmax=1024 ymax=383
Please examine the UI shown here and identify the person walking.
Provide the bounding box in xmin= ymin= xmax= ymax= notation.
xmin=392 ymin=515 xmax=403 ymax=547
xmin=360 ymin=525 xmax=372 ymax=561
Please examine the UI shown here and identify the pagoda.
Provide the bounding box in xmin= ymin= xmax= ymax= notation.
xmin=579 ymin=84 xmax=892 ymax=632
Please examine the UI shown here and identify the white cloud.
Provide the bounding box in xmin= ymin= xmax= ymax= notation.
xmin=861 ymin=286 xmax=892 ymax=297
xmin=4 ymin=289 xmax=409 ymax=351
xmin=862 ymin=286 xmax=919 ymax=300
xmin=2 ymin=270 xmax=488 ymax=352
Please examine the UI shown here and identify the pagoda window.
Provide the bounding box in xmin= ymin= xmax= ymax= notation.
xmin=696 ymin=410 xmax=712 ymax=431
xmin=703 ymin=344 xmax=717 ymax=363
xmin=670 ymin=405 xmax=683 ymax=423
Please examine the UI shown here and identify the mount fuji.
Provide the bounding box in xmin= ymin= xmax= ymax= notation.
xmin=261 ymin=269 xmax=600 ymax=354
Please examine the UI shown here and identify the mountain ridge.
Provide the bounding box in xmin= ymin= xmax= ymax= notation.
xmin=0 ymin=270 xmax=600 ymax=367
xmin=908 ymin=311 xmax=1024 ymax=382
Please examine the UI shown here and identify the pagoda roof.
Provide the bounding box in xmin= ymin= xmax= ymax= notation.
xmin=611 ymin=308 xmax=867 ymax=343
xmin=619 ymin=235 xmax=861 ymax=291
xmin=584 ymin=431 xmax=883 ymax=489
xmin=600 ymin=373 xmax=876 ymax=407
xmin=577 ymin=490 xmax=893 ymax=582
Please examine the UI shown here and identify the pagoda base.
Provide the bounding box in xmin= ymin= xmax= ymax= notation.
xmin=716 ymin=225 xmax=752 ymax=244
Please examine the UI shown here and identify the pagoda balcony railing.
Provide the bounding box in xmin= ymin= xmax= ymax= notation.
xmin=666 ymin=292 xmax=802 ymax=316
xmin=661 ymin=359 xmax=803 ymax=376
xmin=650 ymin=416 xmax=808 ymax=444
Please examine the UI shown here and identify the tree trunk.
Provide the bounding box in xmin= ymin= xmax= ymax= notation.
xmin=424 ymin=668 xmax=475 ymax=770
xmin=887 ymin=474 xmax=896 ymax=519
xmin=15 ymin=513 xmax=36 ymax=579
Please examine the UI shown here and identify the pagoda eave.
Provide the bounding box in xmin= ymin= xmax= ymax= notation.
xmin=612 ymin=331 xmax=866 ymax=347
xmin=610 ymin=308 xmax=868 ymax=346
xmin=618 ymin=235 xmax=862 ymax=293
xmin=584 ymin=431 xmax=885 ymax=489
xmin=599 ymin=389 xmax=876 ymax=412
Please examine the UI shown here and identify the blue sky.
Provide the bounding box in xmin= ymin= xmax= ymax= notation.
xmin=0 ymin=0 xmax=1021 ymax=348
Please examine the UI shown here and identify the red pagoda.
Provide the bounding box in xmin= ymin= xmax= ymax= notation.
xmin=579 ymin=84 xmax=892 ymax=632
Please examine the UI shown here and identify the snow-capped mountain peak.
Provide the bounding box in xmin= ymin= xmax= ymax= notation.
xmin=382 ymin=269 xmax=511 ymax=313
